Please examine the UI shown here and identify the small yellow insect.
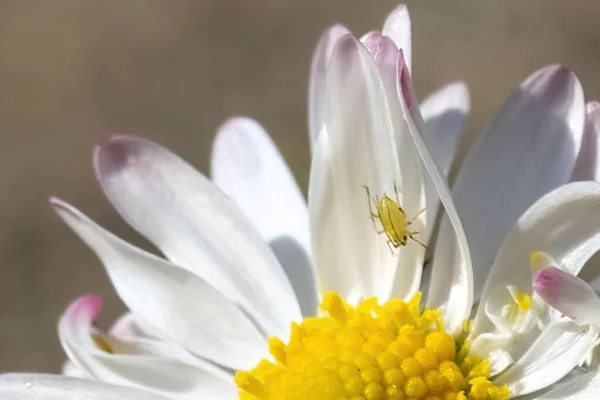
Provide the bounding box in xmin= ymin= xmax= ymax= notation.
xmin=364 ymin=184 xmax=426 ymax=251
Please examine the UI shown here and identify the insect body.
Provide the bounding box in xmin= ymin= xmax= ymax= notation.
xmin=364 ymin=185 xmax=426 ymax=250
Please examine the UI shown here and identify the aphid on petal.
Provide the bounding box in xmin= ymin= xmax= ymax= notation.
xmin=364 ymin=184 xmax=426 ymax=251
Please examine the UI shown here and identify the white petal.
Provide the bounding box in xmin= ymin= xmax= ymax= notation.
xmin=361 ymin=31 xmax=426 ymax=300
xmin=571 ymin=101 xmax=600 ymax=182
xmin=62 ymin=313 xmax=151 ymax=380
xmin=473 ymin=182 xmax=600 ymax=350
xmin=93 ymin=135 xmax=300 ymax=337
xmin=0 ymin=374 xmax=169 ymax=400
xmin=51 ymin=198 xmax=267 ymax=371
xmin=308 ymin=24 xmax=350 ymax=151
xmin=451 ymin=65 xmax=585 ymax=300
xmin=61 ymin=361 xmax=88 ymax=379
xmin=420 ymin=82 xmax=470 ymax=177
xmin=420 ymin=82 xmax=470 ymax=237
xmin=534 ymin=369 xmax=600 ymax=399
xmin=395 ymin=52 xmax=473 ymax=335
xmin=533 ymin=267 xmax=600 ymax=329
xmin=309 ymin=34 xmax=406 ymax=300
xmin=382 ymin=4 xmax=411 ymax=72
xmin=58 ymin=296 xmax=236 ymax=399
xmin=211 ymin=117 xmax=317 ymax=316
xmin=109 ymin=313 xmax=155 ymax=340
xmin=493 ymin=319 xmax=596 ymax=396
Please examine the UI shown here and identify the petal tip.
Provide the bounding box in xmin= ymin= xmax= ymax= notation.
xmin=587 ymin=100 xmax=600 ymax=115
xmin=93 ymin=135 xmax=140 ymax=179
xmin=534 ymin=64 xmax=579 ymax=89
xmin=532 ymin=266 xmax=564 ymax=298
xmin=49 ymin=197 xmax=84 ymax=222
xmin=217 ymin=117 xmax=260 ymax=138
xmin=387 ymin=3 xmax=409 ymax=19
xmin=71 ymin=295 xmax=104 ymax=317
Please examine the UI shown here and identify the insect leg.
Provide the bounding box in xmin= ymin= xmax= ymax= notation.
xmin=386 ymin=240 xmax=396 ymax=255
xmin=408 ymin=233 xmax=427 ymax=249
xmin=364 ymin=185 xmax=384 ymax=232
xmin=407 ymin=208 xmax=426 ymax=225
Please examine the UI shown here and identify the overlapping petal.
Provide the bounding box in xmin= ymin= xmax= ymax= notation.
xmin=211 ymin=117 xmax=317 ymax=316
xmin=309 ymin=34 xmax=421 ymax=302
xmin=534 ymin=369 xmax=600 ymax=399
xmin=381 ymin=4 xmax=411 ymax=72
xmin=93 ymin=136 xmax=300 ymax=337
xmin=449 ymin=65 xmax=585 ymax=300
xmin=534 ymin=267 xmax=600 ymax=329
xmin=51 ymin=198 xmax=267 ymax=370
xmin=493 ymin=319 xmax=596 ymax=396
xmin=395 ymin=51 xmax=473 ymax=335
xmin=360 ymin=31 xmax=426 ymax=299
xmin=420 ymin=82 xmax=470 ymax=234
xmin=472 ymin=182 xmax=600 ymax=364
xmin=308 ymin=24 xmax=350 ymax=151
xmin=571 ymin=101 xmax=600 ymax=182
xmin=58 ymin=296 xmax=235 ymax=399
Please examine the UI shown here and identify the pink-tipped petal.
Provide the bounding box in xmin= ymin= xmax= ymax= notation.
xmin=360 ymin=31 xmax=398 ymax=93
xmin=395 ymin=51 xmax=473 ymax=335
xmin=469 ymin=181 xmax=600 ymax=368
xmin=571 ymin=101 xmax=600 ymax=182
xmin=93 ymin=135 xmax=300 ymax=338
xmin=359 ymin=34 xmax=427 ymax=298
xmin=382 ymin=4 xmax=411 ymax=71
xmin=308 ymin=24 xmax=350 ymax=151
xmin=310 ymin=33 xmax=424 ymax=302
xmin=450 ymin=65 xmax=585 ymax=301
xmin=534 ymin=266 xmax=600 ymax=329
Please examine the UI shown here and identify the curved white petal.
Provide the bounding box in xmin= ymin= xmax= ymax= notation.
xmin=62 ymin=360 xmax=89 ymax=379
xmin=309 ymin=34 xmax=409 ymax=301
xmin=211 ymin=117 xmax=317 ymax=316
xmin=0 ymin=374 xmax=170 ymax=400
xmin=382 ymin=4 xmax=411 ymax=72
xmin=361 ymin=31 xmax=426 ymax=300
xmin=58 ymin=296 xmax=236 ymax=399
xmin=421 ymin=82 xmax=470 ymax=177
xmin=63 ymin=313 xmax=151 ymax=379
xmin=51 ymin=198 xmax=267 ymax=371
xmin=571 ymin=101 xmax=600 ymax=182
xmin=308 ymin=24 xmax=350 ymax=151
xmin=420 ymin=82 xmax=470 ymax=236
xmin=534 ymin=267 xmax=600 ymax=329
xmin=451 ymin=65 xmax=585 ymax=300
xmin=93 ymin=135 xmax=300 ymax=337
xmin=534 ymin=369 xmax=600 ymax=399
xmin=395 ymin=52 xmax=473 ymax=335
xmin=473 ymin=182 xmax=600 ymax=347
xmin=493 ymin=319 xmax=596 ymax=396
xmin=109 ymin=313 xmax=155 ymax=340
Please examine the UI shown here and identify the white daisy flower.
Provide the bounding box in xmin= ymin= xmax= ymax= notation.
xmin=4 ymin=3 xmax=600 ymax=400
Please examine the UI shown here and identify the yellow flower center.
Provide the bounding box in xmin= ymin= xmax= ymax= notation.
xmin=236 ymin=292 xmax=510 ymax=400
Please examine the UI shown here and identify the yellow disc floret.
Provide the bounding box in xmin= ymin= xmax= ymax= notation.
xmin=235 ymin=292 xmax=509 ymax=400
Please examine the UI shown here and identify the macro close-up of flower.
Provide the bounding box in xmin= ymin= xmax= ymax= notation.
xmin=4 ymin=3 xmax=600 ymax=400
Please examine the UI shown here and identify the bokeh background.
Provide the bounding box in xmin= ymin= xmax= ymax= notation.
xmin=1 ymin=0 xmax=600 ymax=372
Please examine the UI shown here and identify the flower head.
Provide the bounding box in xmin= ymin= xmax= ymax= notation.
xmin=4 ymin=3 xmax=600 ymax=400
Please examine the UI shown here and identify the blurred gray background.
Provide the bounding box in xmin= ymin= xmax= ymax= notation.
xmin=1 ymin=0 xmax=599 ymax=372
